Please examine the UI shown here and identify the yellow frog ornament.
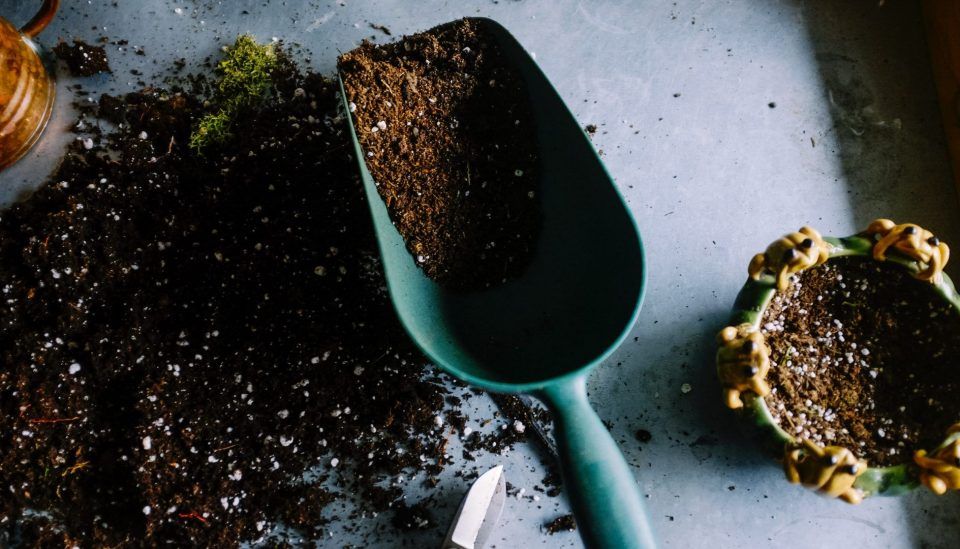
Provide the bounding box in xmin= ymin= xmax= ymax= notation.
xmin=914 ymin=423 xmax=960 ymax=495
xmin=716 ymin=323 xmax=770 ymax=409
xmin=748 ymin=226 xmax=830 ymax=291
xmin=864 ymin=219 xmax=950 ymax=284
xmin=784 ymin=439 xmax=867 ymax=504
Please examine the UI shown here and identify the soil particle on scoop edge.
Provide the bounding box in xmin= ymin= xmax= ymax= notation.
xmin=761 ymin=257 xmax=960 ymax=466
xmin=338 ymin=18 xmax=541 ymax=291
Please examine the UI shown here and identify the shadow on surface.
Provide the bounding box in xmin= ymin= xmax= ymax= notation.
xmin=801 ymin=1 xmax=960 ymax=546
xmin=801 ymin=0 xmax=960 ymax=255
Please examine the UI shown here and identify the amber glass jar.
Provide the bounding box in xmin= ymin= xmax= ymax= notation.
xmin=0 ymin=0 xmax=59 ymax=171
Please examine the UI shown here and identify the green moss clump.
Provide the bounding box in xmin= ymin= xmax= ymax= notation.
xmin=215 ymin=35 xmax=277 ymax=112
xmin=188 ymin=110 xmax=231 ymax=152
xmin=189 ymin=35 xmax=278 ymax=153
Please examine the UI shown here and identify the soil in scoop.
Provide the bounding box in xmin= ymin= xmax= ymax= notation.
xmin=762 ymin=257 xmax=960 ymax=466
xmin=0 ymin=43 xmax=545 ymax=547
xmin=338 ymin=19 xmax=541 ymax=291
xmin=53 ymin=40 xmax=112 ymax=76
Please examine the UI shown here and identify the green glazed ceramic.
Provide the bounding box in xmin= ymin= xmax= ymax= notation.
xmin=339 ymin=17 xmax=655 ymax=549
xmin=727 ymin=231 xmax=960 ymax=498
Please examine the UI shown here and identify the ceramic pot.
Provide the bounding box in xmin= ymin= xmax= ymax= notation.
xmin=719 ymin=220 xmax=960 ymax=502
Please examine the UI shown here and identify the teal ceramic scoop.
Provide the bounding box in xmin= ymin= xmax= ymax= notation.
xmin=339 ymin=17 xmax=655 ymax=549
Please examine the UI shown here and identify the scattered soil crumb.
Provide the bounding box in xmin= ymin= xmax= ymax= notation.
xmin=544 ymin=514 xmax=577 ymax=534
xmin=635 ymin=429 xmax=652 ymax=443
xmin=391 ymin=501 xmax=433 ymax=531
xmin=468 ymin=394 xmax=553 ymax=457
xmin=54 ymin=39 xmax=112 ymax=76
xmin=370 ymin=23 xmax=392 ymax=35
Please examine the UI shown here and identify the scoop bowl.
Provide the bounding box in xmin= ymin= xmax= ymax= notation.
xmin=339 ymin=17 xmax=654 ymax=548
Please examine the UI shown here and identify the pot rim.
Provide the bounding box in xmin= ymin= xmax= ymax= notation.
xmin=726 ymin=231 xmax=960 ymax=498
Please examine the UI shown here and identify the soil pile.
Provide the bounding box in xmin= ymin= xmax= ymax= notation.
xmin=0 ymin=41 xmax=540 ymax=547
xmin=762 ymin=258 xmax=960 ymax=465
xmin=338 ymin=19 xmax=541 ymax=291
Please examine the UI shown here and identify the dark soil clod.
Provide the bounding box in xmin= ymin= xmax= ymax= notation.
xmin=54 ymin=39 xmax=112 ymax=76
xmin=544 ymin=513 xmax=577 ymax=534
xmin=635 ymin=429 xmax=652 ymax=443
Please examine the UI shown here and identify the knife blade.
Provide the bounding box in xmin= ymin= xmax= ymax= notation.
xmin=442 ymin=465 xmax=506 ymax=549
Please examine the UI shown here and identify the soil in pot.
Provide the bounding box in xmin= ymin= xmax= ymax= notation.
xmin=338 ymin=18 xmax=541 ymax=291
xmin=761 ymin=257 xmax=960 ymax=466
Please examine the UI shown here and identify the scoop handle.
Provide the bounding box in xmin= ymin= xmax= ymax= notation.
xmin=21 ymin=0 xmax=59 ymax=38
xmin=539 ymin=375 xmax=656 ymax=549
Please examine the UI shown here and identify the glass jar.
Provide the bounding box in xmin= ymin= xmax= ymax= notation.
xmin=0 ymin=0 xmax=59 ymax=171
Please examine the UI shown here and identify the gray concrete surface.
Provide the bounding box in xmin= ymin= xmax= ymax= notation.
xmin=2 ymin=0 xmax=959 ymax=547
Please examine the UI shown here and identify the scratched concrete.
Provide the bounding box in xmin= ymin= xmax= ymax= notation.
xmin=1 ymin=0 xmax=958 ymax=547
